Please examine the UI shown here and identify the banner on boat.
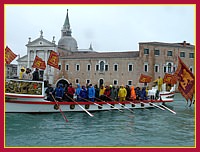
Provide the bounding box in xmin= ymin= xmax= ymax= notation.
xmin=47 ymin=50 xmax=59 ymax=69
xmin=32 ymin=55 xmax=46 ymax=70
xmin=163 ymin=73 xmax=177 ymax=85
xmin=5 ymin=46 xmax=17 ymax=64
xmin=139 ymin=74 xmax=152 ymax=83
xmin=174 ymin=56 xmax=195 ymax=102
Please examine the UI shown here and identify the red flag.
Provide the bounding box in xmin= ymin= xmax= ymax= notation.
xmin=163 ymin=73 xmax=177 ymax=85
xmin=32 ymin=55 xmax=46 ymax=70
xmin=5 ymin=46 xmax=17 ymax=64
xmin=139 ymin=74 xmax=152 ymax=83
xmin=174 ymin=57 xmax=195 ymax=102
xmin=47 ymin=50 xmax=59 ymax=69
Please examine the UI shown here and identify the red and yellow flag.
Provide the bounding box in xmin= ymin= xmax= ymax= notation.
xmin=139 ymin=74 xmax=152 ymax=83
xmin=5 ymin=46 xmax=17 ymax=64
xmin=47 ymin=50 xmax=59 ymax=69
xmin=32 ymin=55 xmax=46 ymax=70
xmin=174 ymin=57 xmax=195 ymax=102
xmin=163 ymin=73 xmax=177 ymax=85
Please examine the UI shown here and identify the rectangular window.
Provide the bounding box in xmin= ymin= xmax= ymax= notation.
xmin=86 ymin=79 xmax=90 ymax=84
xmin=75 ymin=78 xmax=79 ymax=84
xmin=113 ymin=80 xmax=118 ymax=85
xmin=144 ymin=64 xmax=148 ymax=72
xmin=154 ymin=49 xmax=160 ymax=56
xmin=87 ymin=64 xmax=91 ymax=71
xmin=154 ymin=65 xmax=159 ymax=72
xmin=163 ymin=66 xmax=166 ymax=73
xmin=105 ymin=64 xmax=109 ymax=71
xmin=59 ymin=65 xmax=61 ymax=70
xmin=65 ymin=64 xmax=69 ymax=71
xmin=96 ymin=65 xmax=99 ymax=71
xmin=189 ymin=53 xmax=194 ymax=58
xmin=114 ymin=64 xmax=118 ymax=71
xmin=128 ymin=64 xmax=133 ymax=71
xmin=180 ymin=52 xmax=185 ymax=58
xmin=76 ymin=64 xmax=80 ymax=71
xmin=144 ymin=48 xmax=149 ymax=55
xmin=128 ymin=80 xmax=132 ymax=86
xmin=167 ymin=51 xmax=173 ymax=56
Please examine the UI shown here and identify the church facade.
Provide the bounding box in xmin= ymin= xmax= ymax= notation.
xmin=17 ymin=10 xmax=195 ymax=88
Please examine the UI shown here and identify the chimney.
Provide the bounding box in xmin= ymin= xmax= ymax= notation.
xmin=183 ymin=41 xmax=186 ymax=47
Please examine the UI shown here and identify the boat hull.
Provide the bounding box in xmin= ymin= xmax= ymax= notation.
xmin=5 ymin=100 xmax=172 ymax=113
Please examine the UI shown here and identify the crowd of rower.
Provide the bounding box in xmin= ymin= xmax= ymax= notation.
xmin=45 ymin=83 xmax=151 ymax=102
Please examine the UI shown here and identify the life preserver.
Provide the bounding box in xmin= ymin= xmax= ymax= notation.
xmin=131 ymin=103 xmax=135 ymax=107
xmin=85 ymin=104 xmax=90 ymax=109
xmin=98 ymin=104 xmax=103 ymax=109
xmin=54 ymin=104 xmax=60 ymax=110
xmin=70 ymin=104 xmax=75 ymax=110
xmin=141 ymin=103 xmax=145 ymax=107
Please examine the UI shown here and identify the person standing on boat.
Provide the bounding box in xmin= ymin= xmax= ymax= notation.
xmin=99 ymin=84 xmax=106 ymax=101
xmin=110 ymin=85 xmax=117 ymax=101
xmin=104 ymin=85 xmax=111 ymax=101
xmin=154 ymin=76 xmax=163 ymax=91
xmin=130 ymin=86 xmax=136 ymax=101
xmin=22 ymin=68 xmax=32 ymax=80
xmin=45 ymin=84 xmax=54 ymax=101
xmin=75 ymin=84 xmax=81 ymax=101
xmin=19 ymin=67 xmax=25 ymax=79
xmin=80 ymin=85 xmax=88 ymax=101
xmin=125 ymin=85 xmax=131 ymax=100
xmin=67 ymin=83 xmax=75 ymax=101
xmin=53 ymin=83 xmax=64 ymax=101
xmin=32 ymin=68 xmax=40 ymax=81
xmin=94 ymin=84 xmax=100 ymax=101
xmin=135 ymin=87 xmax=141 ymax=100
xmin=140 ymin=87 xmax=148 ymax=100
xmin=118 ymin=85 xmax=127 ymax=102
xmin=88 ymin=84 xmax=95 ymax=102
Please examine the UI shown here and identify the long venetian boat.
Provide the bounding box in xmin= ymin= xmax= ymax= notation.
xmin=5 ymin=79 xmax=176 ymax=113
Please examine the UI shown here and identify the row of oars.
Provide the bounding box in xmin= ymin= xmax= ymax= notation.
xmin=51 ymin=94 xmax=176 ymax=123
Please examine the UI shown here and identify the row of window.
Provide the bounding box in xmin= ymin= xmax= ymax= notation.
xmin=74 ymin=78 xmax=133 ymax=86
xmin=144 ymin=48 xmax=194 ymax=58
xmin=144 ymin=63 xmax=193 ymax=73
xmin=61 ymin=62 xmax=193 ymax=73
xmin=62 ymin=63 xmax=134 ymax=72
xmin=59 ymin=58 xmax=194 ymax=74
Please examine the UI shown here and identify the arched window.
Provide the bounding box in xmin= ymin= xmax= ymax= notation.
xmin=100 ymin=61 xmax=104 ymax=71
xmin=168 ymin=63 xmax=172 ymax=73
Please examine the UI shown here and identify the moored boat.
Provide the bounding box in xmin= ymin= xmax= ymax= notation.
xmin=5 ymin=79 xmax=176 ymax=113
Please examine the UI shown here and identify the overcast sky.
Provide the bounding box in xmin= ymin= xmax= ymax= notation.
xmin=5 ymin=5 xmax=195 ymax=59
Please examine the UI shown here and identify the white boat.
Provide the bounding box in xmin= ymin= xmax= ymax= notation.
xmin=5 ymin=79 xmax=176 ymax=113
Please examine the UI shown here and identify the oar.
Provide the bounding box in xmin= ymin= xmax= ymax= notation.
xmin=160 ymin=104 xmax=176 ymax=114
xmin=149 ymin=102 xmax=165 ymax=110
xmin=106 ymin=96 xmax=134 ymax=113
xmin=65 ymin=94 xmax=94 ymax=117
xmin=51 ymin=94 xmax=68 ymax=122
xmin=95 ymin=97 xmax=123 ymax=112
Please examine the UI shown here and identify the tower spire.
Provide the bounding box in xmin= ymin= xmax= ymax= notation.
xmin=63 ymin=9 xmax=70 ymax=28
xmin=61 ymin=9 xmax=72 ymax=37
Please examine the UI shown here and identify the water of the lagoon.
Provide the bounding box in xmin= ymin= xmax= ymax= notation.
xmin=5 ymin=93 xmax=195 ymax=147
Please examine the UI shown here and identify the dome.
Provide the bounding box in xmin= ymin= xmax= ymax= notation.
xmin=58 ymin=36 xmax=78 ymax=51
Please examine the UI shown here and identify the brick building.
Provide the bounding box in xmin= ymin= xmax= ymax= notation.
xmin=17 ymin=10 xmax=195 ymax=88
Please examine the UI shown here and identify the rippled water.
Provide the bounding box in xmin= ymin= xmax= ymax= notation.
xmin=5 ymin=93 xmax=195 ymax=147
